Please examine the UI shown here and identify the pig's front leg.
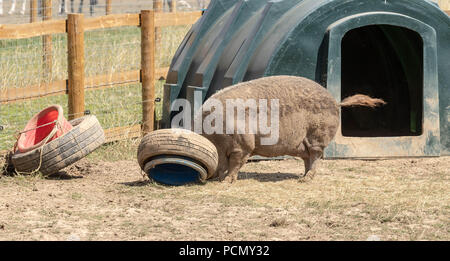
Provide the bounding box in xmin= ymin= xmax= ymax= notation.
xmin=211 ymin=151 xmax=229 ymax=180
xmin=221 ymin=151 xmax=250 ymax=183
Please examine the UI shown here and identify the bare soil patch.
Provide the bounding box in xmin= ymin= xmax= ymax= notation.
xmin=0 ymin=156 xmax=448 ymax=241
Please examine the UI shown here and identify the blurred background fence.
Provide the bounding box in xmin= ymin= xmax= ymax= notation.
xmin=0 ymin=0 xmax=208 ymax=23
xmin=439 ymin=0 xmax=450 ymax=11
xmin=0 ymin=0 xmax=206 ymax=159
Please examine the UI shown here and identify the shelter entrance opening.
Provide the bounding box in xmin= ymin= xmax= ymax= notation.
xmin=341 ymin=24 xmax=424 ymax=137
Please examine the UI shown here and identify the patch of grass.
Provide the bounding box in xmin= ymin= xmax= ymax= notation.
xmin=71 ymin=192 xmax=83 ymax=200
xmin=87 ymin=139 xmax=139 ymax=162
xmin=216 ymin=194 xmax=262 ymax=208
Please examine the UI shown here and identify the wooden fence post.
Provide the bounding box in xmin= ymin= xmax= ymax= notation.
xmin=170 ymin=0 xmax=176 ymax=12
xmin=30 ymin=0 xmax=38 ymax=23
xmin=154 ymin=0 xmax=163 ymax=11
xmin=67 ymin=14 xmax=85 ymax=120
xmin=153 ymin=0 xmax=162 ymax=45
xmin=106 ymin=0 xmax=112 ymax=15
xmin=439 ymin=0 xmax=449 ymax=10
xmin=43 ymin=0 xmax=53 ymax=84
xmin=141 ymin=10 xmax=156 ymax=135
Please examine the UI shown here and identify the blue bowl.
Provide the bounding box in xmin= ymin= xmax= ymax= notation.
xmin=144 ymin=156 xmax=207 ymax=186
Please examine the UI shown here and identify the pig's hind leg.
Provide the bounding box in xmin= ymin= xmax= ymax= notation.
xmin=299 ymin=139 xmax=323 ymax=183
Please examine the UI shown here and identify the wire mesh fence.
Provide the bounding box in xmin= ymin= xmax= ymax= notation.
xmin=0 ymin=30 xmax=68 ymax=153
xmin=0 ymin=2 xmax=200 ymax=162
xmin=0 ymin=0 xmax=209 ymax=24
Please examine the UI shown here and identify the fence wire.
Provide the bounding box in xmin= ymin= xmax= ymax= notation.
xmin=0 ymin=1 xmax=196 ymax=161
xmin=0 ymin=31 xmax=68 ymax=153
xmin=0 ymin=0 xmax=209 ymax=24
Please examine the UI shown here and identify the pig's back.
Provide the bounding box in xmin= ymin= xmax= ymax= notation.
xmin=207 ymin=76 xmax=339 ymax=117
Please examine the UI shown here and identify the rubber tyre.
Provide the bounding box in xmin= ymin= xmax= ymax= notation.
xmin=11 ymin=115 xmax=105 ymax=175
xmin=137 ymin=129 xmax=219 ymax=180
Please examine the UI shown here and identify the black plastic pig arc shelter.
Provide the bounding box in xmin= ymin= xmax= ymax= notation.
xmin=163 ymin=0 xmax=450 ymax=158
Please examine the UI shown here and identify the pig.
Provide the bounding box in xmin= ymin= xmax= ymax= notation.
xmin=196 ymin=75 xmax=385 ymax=183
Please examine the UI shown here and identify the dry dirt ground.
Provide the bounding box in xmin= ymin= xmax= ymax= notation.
xmin=0 ymin=156 xmax=449 ymax=241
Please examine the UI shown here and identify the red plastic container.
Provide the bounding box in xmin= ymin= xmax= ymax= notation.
xmin=16 ymin=105 xmax=73 ymax=153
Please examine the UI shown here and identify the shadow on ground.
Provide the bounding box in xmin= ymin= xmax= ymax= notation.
xmin=46 ymin=171 xmax=84 ymax=180
xmin=120 ymin=172 xmax=301 ymax=186
xmin=238 ymin=172 xmax=300 ymax=182
xmin=121 ymin=180 xmax=153 ymax=187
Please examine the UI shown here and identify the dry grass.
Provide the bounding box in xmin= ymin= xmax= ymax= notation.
xmin=0 ymin=156 xmax=448 ymax=241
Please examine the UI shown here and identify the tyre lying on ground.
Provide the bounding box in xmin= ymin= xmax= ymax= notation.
xmin=137 ymin=129 xmax=218 ymax=186
xmin=11 ymin=115 xmax=105 ymax=175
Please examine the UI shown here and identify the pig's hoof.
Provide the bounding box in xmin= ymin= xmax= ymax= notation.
xmin=298 ymin=172 xmax=315 ymax=183
xmin=218 ymin=175 xmax=228 ymax=182
xmin=209 ymin=176 xmax=221 ymax=182
xmin=223 ymin=175 xmax=237 ymax=183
